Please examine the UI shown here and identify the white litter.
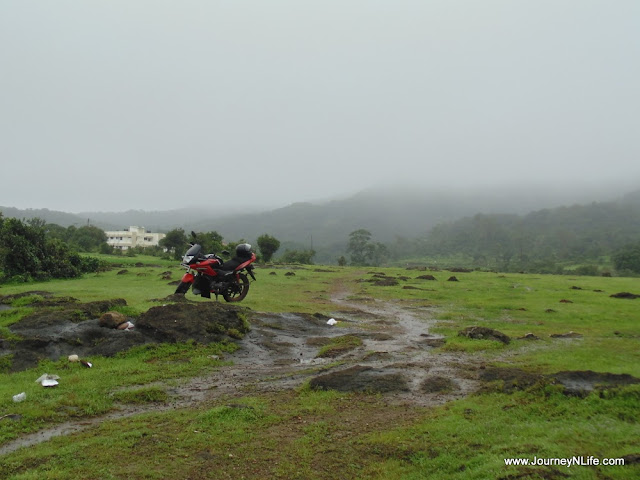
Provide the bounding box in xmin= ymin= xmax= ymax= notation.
xmin=12 ymin=392 xmax=26 ymax=402
xmin=68 ymin=354 xmax=79 ymax=362
xmin=35 ymin=374 xmax=60 ymax=387
xmin=326 ymin=318 xmax=337 ymax=326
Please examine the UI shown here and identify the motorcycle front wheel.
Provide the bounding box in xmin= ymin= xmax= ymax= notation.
xmin=223 ymin=273 xmax=249 ymax=302
xmin=175 ymin=281 xmax=191 ymax=295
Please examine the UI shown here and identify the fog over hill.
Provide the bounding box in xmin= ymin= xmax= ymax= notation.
xmin=2 ymin=184 xmax=638 ymax=250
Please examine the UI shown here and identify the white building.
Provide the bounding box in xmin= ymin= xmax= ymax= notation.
xmin=105 ymin=226 xmax=166 ymax=251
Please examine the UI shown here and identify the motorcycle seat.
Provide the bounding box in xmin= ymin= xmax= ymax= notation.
xmin=219 ymin=256 xmax=245 ymax=272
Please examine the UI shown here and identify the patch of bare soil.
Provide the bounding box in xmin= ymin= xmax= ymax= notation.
xmin=2 ymin=296 xmax=249 ymax=372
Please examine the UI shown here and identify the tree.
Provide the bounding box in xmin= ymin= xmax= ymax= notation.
xmin=193 ymin=231 xmax=225 ymax=256
xmin=257 ymin=234 xmax=280 ymax=263
xmin=613 ymin=243 xmax=640 ymax=274
xmin=280 ymin=249 xmax=315 ymax=264
xmin=159 ymin=228 xmax=188 ymax=260
xmin=69 ymin=225 xmax=108 ymax=252
xmin=346 ymin=229 xmax=388 ymax=266
xmin=0 ymin=217 xmax=102 ymax=281
xmin=347 ymin=229 xmax=372 ymax=266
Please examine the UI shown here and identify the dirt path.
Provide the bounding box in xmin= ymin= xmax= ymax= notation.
xmin=0 ymin=290 xmax=480 ymax=456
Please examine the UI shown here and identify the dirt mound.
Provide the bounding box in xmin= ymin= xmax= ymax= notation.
xmin=0 ymin=291 xmax=54 ymax=304
xmin=420 ymin=375 xmax=459 ymax=393
xmin=309 ymin=365 xmax=409 ymax=393
xmin=551 ymin=370 xmax=640 ymax=396
xmin=479 ymin=367 xmax=544 ymax=393
xmin=459 ymin=326 xmax=511 ymax=344
xmin=12 ymin=299 xmax=127 ymax=329
xmin=2 ymin=297 xmax=251 ymax=372
xmin=479 ymin=367 xmax=640 ymax=396
xmin=610 ymin=292 xmax=640 ymax=299
xmin=416 ymin=274 xmax=437 ymax=280
xmin=136 ymin=302 xmax=250 ymax=343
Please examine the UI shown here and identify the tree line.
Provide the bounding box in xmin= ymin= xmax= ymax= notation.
xmin=0 ymin=214 xmax=104 ymax=282
xmin=0 ymin=214 xmax=294 ymax=282
xmin=3 ymin=198 xmax=640 ymax=281
xmin=403 ymin=202 xmax=640 ymax=274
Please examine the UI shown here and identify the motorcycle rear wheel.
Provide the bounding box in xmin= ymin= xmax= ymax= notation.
xmin=175 ymin=281 xmax=191 ymax=295
xmin=223 ymin=273 xmax=249 ymax=302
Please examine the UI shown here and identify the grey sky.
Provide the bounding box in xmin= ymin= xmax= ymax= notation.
xmin=1 ymin=0 xmax=639 ymax=213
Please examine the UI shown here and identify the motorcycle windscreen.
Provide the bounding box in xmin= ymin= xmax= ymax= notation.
xmin=185 ymin=244 xmax=202 ymax=257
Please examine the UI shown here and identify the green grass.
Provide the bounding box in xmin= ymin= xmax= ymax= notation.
xmin=0 ymin=342 xmax=236 ymax=444
xmin=351 ymin=268 xmax=640 ymax=375
xmin=1 ymin=263 xmax=639 ymax=479
xmin=316 ymin=335 xmax=364 ymax=358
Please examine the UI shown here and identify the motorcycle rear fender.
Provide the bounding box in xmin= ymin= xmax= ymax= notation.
xmin=236 ymin=253 xmax=257 ymax=271
xmin=181 ymin=272 xmax=195 ymax=284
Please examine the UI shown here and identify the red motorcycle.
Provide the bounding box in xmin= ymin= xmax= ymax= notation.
xmin=175 ymin=242 xmax=256 ymax=302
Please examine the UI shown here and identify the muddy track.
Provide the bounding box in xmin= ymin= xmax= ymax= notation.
xmin=0 ymin=291 xmax=480 ymax=456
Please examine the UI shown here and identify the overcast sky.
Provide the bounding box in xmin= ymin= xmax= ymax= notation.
xmin=1 ymin=1 xmax=639 ymax=213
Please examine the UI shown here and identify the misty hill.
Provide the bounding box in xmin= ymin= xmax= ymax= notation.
xmin=418 ymin=195 xmax=640 ymax=271
xmin=0 ymin=207 xmax=90 ymax=228
xmin=2 ymin=186 xmax=637 ymax=252
xmin=188 ymin=185 xmax=631 ymax=246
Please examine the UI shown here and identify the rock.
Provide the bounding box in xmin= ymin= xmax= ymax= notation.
xmin=99 ymin=311 xmax=128 ymax=329
xmin=458 ymin=326 xmax=510 ymax=344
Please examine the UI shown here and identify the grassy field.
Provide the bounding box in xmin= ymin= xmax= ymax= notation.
xmin=1 ymin=258 xmax=639 ymax=479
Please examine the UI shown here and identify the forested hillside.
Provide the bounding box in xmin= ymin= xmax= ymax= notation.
xmin=414 ymin=199 xmax=640 ymax=272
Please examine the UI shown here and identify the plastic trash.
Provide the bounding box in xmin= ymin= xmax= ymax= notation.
xmin=326 ymin=318 xmax=337 ymax=326
xmin=35 ymin=374 xmax=60 ymax=387
xmin=12 ymin=392 xmax=26 ymax=402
